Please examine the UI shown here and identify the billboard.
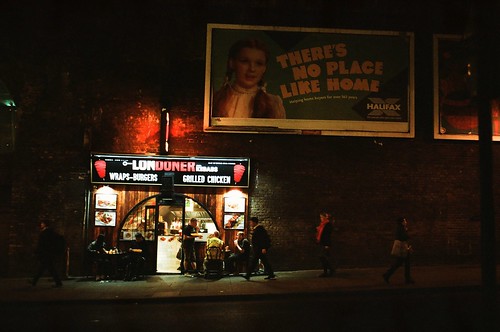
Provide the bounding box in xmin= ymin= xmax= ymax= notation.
xmin=433 ymin=34 xmax=500 ymax=140
xmin=204 ymin=24 xmax=414 ymax=137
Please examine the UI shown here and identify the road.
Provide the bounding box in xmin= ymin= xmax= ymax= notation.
xmin=2 ymin=289 xmax=498 ymax=332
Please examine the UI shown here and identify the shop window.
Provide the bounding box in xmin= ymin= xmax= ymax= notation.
xmin=120 ymin=197 xmax=156 ymax=242
xmin=119 ymin=195 xmax=217 ymax=243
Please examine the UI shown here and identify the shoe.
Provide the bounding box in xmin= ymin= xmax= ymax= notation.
xmin=242 ymin=275 xmax=250 ymax=280
xmin=264 ymin=275 xmax=276 ymax=280
xmin=383 ymin=274 xmax=390 ymax=284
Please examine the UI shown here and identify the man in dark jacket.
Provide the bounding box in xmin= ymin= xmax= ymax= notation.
xmin=32 ymin=221 xmax=63 ymax=287
xmin=244 ymin=217 xmax=276 ymax=280
xmin=225 ymin=231 xmax=250 ymax=274
xmin=383 ymin=217 xmax=415 ymax=284
xmin=123 ymin=232 xmax=148 ymax=281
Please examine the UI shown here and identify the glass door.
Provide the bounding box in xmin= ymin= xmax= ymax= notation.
xmin=156 ymin=203 xmax=185 ymax=273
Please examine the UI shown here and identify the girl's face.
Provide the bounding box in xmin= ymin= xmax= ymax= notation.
xmin=230 ymin=47 xmax=267 ymax=89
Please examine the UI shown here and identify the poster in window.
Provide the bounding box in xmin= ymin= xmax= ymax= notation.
xmin=95 ymin=210 xmax=116 ymax=227
xmin=433 ymin=34 xmax=500 ymax=140
xmin=205 ymin=23 xmax=414 ymax=138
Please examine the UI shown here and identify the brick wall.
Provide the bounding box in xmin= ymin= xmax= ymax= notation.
xmin=1 ymin=1 xmax=498 ymax=276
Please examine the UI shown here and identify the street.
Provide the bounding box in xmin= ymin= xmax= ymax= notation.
xmin=2 ymin=288 xmax=498 ymax=332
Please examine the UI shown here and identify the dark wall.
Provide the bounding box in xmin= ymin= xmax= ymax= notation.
xmin=0 ymin=0 xmax=498 ymax=276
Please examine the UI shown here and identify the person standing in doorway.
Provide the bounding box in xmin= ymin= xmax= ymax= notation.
xmin=244 ymin=217 xmax=276 ymax=280
xmin=183 ymin=218 xmax=202 ymax=275
xmin=32 ymin=221 xmax=63 ymax=287
xmin=316 ymin=212 xmax=335 ymax=277
xmin=383 ymin=217 xmax=415 ymax=284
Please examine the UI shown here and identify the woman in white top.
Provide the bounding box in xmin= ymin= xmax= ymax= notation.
xmin=213 ymin=38 xmax=286 ymax=119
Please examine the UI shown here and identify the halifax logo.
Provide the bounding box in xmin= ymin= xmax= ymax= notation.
xmin=366 ymin=98 xmax=402 ymax=119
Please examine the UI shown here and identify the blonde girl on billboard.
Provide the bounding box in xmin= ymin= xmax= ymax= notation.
xmin=213 ymin=38 xmax=286 ymax=119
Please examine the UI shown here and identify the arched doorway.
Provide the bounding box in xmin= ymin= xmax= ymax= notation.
xmin=117 ymin=193 xmax=218 ymax=274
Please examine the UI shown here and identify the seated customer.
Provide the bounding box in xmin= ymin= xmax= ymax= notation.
xmin=204 ymin=230 xmax=225 ymax=274
xmin=87 ymin=234 xmax=111 ymax=281
xmin=225 ymin=231 xmax=250 ymax=274
xmin=123 ymin=233 xmax=148 ymax=281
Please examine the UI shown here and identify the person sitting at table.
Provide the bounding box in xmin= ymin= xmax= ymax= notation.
xmin=123 ymin=232 xmax=148 ymax=281
xmin=204 ymin=230 xmax=225 ymax=276
xmin=87 ymin=234 xmax=111 ymax=281
xmin=225 ymin=231 xmax=250 ymax=275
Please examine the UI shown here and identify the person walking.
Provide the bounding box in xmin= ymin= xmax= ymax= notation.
xmin=383 ymin=217 xmax=415 ymax=284
xmin=316 ymin=212 xmax=334 ymax=277
xmin=244 ymin=217 xmax=276 ymax=280
xmin=32 ymin=221 xmax=63 ymax=287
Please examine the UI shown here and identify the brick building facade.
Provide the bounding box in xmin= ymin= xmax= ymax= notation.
xmin=0 ymin=1 xmax=498 ymax=277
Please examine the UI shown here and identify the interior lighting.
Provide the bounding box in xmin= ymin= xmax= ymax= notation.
xmin=96 ymin=185 xmax=116 ymax=194
xmin=224 ymin=189 xmax=245 ymax=198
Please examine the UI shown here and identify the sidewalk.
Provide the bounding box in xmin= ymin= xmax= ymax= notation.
xmin=0 ymin=265 xmax=496 ymax=304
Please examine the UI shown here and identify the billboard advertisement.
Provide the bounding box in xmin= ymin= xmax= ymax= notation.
xmin=433 ymin=34 xmax=500 ymax=140
xmin=204 ymin=24 xmax=414 ymax=137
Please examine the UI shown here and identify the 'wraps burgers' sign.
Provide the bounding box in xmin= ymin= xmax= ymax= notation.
xmin=91 ymin=153 xmax=249 ymax=188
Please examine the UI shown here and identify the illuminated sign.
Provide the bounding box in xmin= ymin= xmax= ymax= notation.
xmin=91 ymin=153 xmax=250 ymax=188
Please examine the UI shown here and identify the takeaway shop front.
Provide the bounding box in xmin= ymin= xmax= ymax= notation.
xmin=88 ymin=153 xmax=250 ymax=274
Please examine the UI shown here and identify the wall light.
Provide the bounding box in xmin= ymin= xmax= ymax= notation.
xmin=95 ymin=185 xmax=116 ymax=194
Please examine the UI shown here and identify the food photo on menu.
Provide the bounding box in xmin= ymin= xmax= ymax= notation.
xmin=95 ymin=210 xmax=116 ymax=227
xmin=95 ymin=194 xmax=117 ymax=209
xmin=224 ymin=197 xmax=246 ymax=213
xmin=224 ymin=213 xmax=245 ymax=230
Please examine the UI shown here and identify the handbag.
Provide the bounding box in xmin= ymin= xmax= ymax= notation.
xmin=176 ymin=247 xmax=182 ymax=260
xmin=391 ymin=240 xmax=409 ymax=258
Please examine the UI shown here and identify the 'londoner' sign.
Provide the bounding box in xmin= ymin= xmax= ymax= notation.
xmin=91 ymin=154 xmax=250 ymax=188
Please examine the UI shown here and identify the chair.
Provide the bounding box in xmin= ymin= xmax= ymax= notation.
xmin=83 ymin=251 xmax=97 ymax=279
xmin=204 ymin=246 xmax=224 ymax=278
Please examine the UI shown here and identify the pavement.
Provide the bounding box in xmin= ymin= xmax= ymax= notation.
xmin=0 ymin=264 xmax=498 ymax=304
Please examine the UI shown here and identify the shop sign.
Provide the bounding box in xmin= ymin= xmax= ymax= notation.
xmin=91 ymin=153 xmax=250 ymax=188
